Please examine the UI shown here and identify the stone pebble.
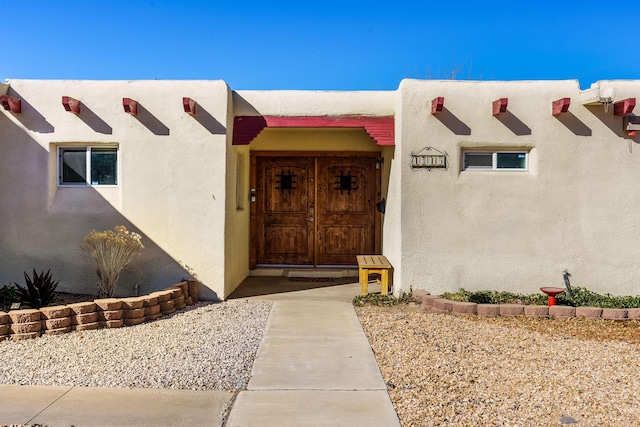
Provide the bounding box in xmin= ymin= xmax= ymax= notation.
xmin=356 ymin=305 xmax=640 ymax=426
xmin=0 ymin=300 xmax=272 ymax=391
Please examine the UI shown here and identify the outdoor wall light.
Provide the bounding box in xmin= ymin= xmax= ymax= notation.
xmin=0 ymin=95 xmax=21 ymax=113
xmin=624 ymin=115 xmax=640 ymax=137
xmin=62 ymin=96 xmax=80 ymax=114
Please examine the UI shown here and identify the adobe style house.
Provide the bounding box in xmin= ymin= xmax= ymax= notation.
xmin=1 ymin=78 xmax=639 ymax=299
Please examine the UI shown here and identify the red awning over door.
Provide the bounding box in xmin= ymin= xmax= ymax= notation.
xmin=232 ymin=115 xmax=395 ymax=146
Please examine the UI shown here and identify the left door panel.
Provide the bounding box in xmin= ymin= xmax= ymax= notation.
xmin=254 ymin=157 xmax=315 ymax=265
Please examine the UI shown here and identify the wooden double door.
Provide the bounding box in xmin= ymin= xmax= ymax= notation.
xmin=251 ymin=153 xmax=380 ymax=267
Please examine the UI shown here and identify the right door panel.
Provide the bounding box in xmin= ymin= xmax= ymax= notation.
xmin=315 ymin=156 xmax=377 ymax=265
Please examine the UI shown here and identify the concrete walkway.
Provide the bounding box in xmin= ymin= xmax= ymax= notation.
xmin=0 ymin=385 xmax=232 ymax=426
xmin=0 ymin=277 xmax=400 ymax=426
xmin=226 ymin=299 xmax=400 ymax=426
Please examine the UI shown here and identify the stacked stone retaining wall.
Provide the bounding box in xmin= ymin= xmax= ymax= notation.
xmin=415 ymin=291 xmax=640 ymax=320
xmin=0 ymin=280 xmax=200 ymax=342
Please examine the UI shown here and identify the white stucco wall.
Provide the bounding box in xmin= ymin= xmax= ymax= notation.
xmin=0 ymin=80 xmax=231 ymax=299
xmin=4 ymin=77 xmax=640 ymax=300
xmin=395 ymin=79 xmax=640 ymax=297
xmin=233 ymin=90 xmax=396 ymax=117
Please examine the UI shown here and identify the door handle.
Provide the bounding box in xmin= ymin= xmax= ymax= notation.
xmin=306 ymin=217 xmax=314 ymax=222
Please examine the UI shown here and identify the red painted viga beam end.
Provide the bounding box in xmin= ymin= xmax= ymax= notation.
xmin=431 ymin=97 xmax=444 ymax=114
xmin=123 ymin=98 xmax=138 ymax=115
xmin=492 ymin=98 xmax=508 ymax=115
xmin=614 ymin=98 xmax=636 ymax=116
xmin=183 ymin=97 xmax=197 ymax=115
xmin=62 ymin=96 xmax=80 ymax=114
xmin=0 ymin=95 xmax=21 ymax=113
xmin=552 ymin=98 xmax=571 ymax=115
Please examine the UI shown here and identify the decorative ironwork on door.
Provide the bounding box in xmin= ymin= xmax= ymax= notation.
xmin=334 ymin=171 xmax=358 ymax=194
xmin=275 ymin=170 xmax=297 ymax=191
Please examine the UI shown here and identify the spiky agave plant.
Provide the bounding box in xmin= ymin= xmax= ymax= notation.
xmin=14 ymin=269 xmax=59 ymax=309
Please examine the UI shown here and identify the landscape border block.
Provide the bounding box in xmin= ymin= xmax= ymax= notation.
xmin=3 ymin=280 xmax=201 ymax=341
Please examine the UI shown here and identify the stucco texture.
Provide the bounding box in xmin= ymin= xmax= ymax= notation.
xmin=3 ymin=78 xmax=640 ymax=300
xmin=1 ymin=80 xmax=231 ymax=299
xmin=395 ymin=79 xmax=640 ymax=297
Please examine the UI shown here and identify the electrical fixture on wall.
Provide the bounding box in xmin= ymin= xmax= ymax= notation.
xmin=580 ymin=84 xmax=616 ymax=112
xmin=624 ymin=115 xmax=640 ymax=137
xmin=410 ymin=146 xmax=448 ymax=170
xmin=600 ymin=88 xmax=615 ymax=113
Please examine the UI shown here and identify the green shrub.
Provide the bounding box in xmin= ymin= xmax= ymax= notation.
xmin=442 ymin=288 xmax=547 ymax=305
xmin=81 ymin=225 xmax=144 ymax=298
xmin=560 ymin=286 xmax=640 ymax=308
xmin=0 ymin=284 xmax=19 ymax=310
xmin=14 ymin=269 xmax=59 ymax=309
xmin=352 ymin=293 xmax=417 ymax=307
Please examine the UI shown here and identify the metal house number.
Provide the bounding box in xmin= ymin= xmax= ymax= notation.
xmin=410 ymin=146 xmax=448 ymax=170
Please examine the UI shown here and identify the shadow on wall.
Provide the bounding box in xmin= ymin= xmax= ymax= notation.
xmin=231 ymin=92 xmax=261 ymax=116
xmin=135 ymin=103 xmax=170 ymax=135
xmin=0 ymin=111 xmax=218 ymax=300
xmin=189 ymin=104 xmax=227 ymax=134
xmin=433 ymin=107 xmax=471 ymax=136
xmin=554 ymin=112 xmax=592 ymax=136
xmin=586 ymin=105 xmax=640 ymax=144
xmin=76 ymin=102 xmax=113 ymax=134
xmin=6 ymin=89 xmax=54 ymax=133
xmin=494 ymin=111 xmax=532 ymax=136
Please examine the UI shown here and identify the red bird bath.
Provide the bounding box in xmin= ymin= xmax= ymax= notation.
xmin=540 ymin=287 xmax=564 ymax=306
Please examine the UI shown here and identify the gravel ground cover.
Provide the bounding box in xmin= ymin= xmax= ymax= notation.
xmin=356 ymin=305 xmax=640 ymax=427
xmin=0 ymin=300 xmax=272 ymax=391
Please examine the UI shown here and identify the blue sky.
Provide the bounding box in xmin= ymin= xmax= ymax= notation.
xmin=4 ymin=1 xmax=640 ymax=90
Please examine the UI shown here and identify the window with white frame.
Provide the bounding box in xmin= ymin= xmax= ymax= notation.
xmin=58 ymin=146 xmax=118 ymax=186
xmin=463 ymin=150 xmax=528 ymax=171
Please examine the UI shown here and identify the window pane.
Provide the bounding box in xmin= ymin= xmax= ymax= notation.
xmin=91 ymin=148 xmax=117 ymax=185
xmin=61 ymin=149 xmax=86 ymax=183
xmin=465 ymin=153 xmax=493 ymax=169
xmin=497 ymin=153 xmax=526 ymax=169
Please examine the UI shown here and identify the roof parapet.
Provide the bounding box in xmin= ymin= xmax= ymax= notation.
xmin=580 ymin=82 xmax=615 ymax=106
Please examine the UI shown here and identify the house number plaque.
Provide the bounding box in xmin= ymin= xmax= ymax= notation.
xmin=410 ymin=147 xmax=448 ymax=170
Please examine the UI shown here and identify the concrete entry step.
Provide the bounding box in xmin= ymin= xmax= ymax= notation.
xmin=249 ymin=268 xmax=358 ymax=278
xmin=284 ymin=269 xmax=358 ymax=278
xmin=228 ymin=275 xmax=366 ymax=302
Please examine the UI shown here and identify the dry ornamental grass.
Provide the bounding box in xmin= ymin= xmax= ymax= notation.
xmin=356 ymin=304 xmax=640 ymax=427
